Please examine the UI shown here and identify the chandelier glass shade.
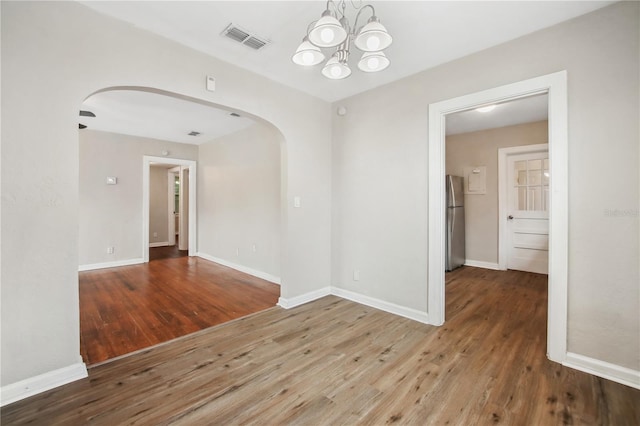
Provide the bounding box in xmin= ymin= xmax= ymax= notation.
xmin=292 ymin=1 xmax=392 ymax=80
xmin=308 ymin=11 xmax=348 ymax=48
xmin=292 ymin=36 xmax=326 ymax=66
xmin=353 ymin=17 xmax=392 ymax=52
xmin=322 ymin=56 xmax=352 ymax=79
xmin=357 ymin=51 xmax=389 ymax=72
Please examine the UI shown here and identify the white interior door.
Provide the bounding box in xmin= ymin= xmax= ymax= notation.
xmin=506 ymin=151 xmax=549 ymax=274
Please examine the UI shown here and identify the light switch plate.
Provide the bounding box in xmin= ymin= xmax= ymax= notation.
xmin=106 ymin=176 xmax=117 ymax=185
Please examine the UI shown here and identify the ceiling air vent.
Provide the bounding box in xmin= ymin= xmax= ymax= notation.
xmin=222 ymin=23 xmax=270 ymax=51
xmin=188 ymin=131 xmax=201 ymax=136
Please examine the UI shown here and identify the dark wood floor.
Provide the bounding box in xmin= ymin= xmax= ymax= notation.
xmin=80 ymin=250 xmax=280 ymax=365
xmin=148 ymin=240 xmax=188 ymax=261
xmin=4 ymin=267 xmax=638 ymax=424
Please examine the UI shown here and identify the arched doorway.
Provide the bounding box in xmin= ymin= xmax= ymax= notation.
xmin=78 ymin=87 xmax=285 ymax=364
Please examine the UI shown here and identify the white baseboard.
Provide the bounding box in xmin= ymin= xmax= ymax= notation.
xmin=196 ymin=252 xmax=281 ymax=285
xmin=564 ymin=352 xmax=640 ymax=390
xmin=78 ymin=258 xmax=144 ymax=272
xmin=331 ymin=286 xmax=430 ymax=324
xmin=277 ymin=285 xmax=430 ymax=325
xmin=149 ymin=241 xmax=170 ymax=248
xmin=278 ymin=287 xmax=331 ymax=309
xmin=1 ymin=362 xmax=88 ymax=407
xmin=464 ymin=260 xmax=501 ymax=270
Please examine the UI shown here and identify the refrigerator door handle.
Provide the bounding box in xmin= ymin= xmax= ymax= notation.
xmin=451 ymin=207 xmax=456 ymax=235
xmin=449 ymin=177 xmax=456 ymax=207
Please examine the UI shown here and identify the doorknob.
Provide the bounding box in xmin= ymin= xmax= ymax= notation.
xmin=508 ymin=215 xmax=514 ymax=220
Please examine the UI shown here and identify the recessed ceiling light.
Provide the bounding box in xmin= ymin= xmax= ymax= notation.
xmin=188 ymin=131 xmax=201 ymax=136
xmin=229 ymin=112 xmax=241 ymax=117
xmin=476 ymin=105 xmax=496 ymax=113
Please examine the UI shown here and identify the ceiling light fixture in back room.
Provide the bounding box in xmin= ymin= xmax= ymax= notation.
xmin=292 ymin=0 xmax=392 ymax=80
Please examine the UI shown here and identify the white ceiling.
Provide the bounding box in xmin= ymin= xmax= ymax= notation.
xmin=446 ymin=93 xmax=548 ymax=136
xmin=81 ymin=90 xmax=255 ymax=144
xmin=80 ymin=1 xmax=612 ymax=103
xmin=77 ymin=1 xmax=609 ymax=141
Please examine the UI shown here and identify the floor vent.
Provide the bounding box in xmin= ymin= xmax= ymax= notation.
xmin=222 ymin=23 xmax=270 ymax=50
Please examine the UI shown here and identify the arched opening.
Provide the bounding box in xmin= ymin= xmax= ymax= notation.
xmin=78 ymin=86 xmax=286 ymax=364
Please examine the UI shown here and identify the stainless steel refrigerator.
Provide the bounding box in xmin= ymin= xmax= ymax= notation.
xmin=445 ymin=175 xmax=465 ymax=271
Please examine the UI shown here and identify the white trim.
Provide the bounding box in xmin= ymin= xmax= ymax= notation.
xmin=564 ymin=352 xmax=640 ymax=390
xmin=167 ymin=168 xmax=178 ymax=246
xmin=0 ymin=362 xmax=87 ymax=407
xmin=277 ymin=287 xmax=331 ymax=309
xmin=196 ymin=252 xmax=281 ymax=285
xmin=331 ymin=287 xmax=430 ymax=324
xmin=143 ymin=156 xmax=197 ymax=262
xmin=78 ymin=258 xmax=144 ymax=272
xmin=149 ymin=241 xmax=169 ymax=248
xmin=428 ymin=71 xmax=568 ymax=363
xmin=463 ymin=260 xmax=501 ymax=271
xmin=277 ymin=285 xmax=429 ymax=324
xmin=498 ymin=143 xmax=549 ymax=270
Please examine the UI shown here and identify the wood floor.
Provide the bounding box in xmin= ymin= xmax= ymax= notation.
xmin=80 ymin=251 xmax=280 ymax=365
xmin=4 ymin=267 xmax=638 ymax=424
xmin=148 ymin=240 xmax=189 ymax=261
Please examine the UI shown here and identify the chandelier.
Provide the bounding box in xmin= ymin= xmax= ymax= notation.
xmin=292 ymin=1 xmax=393 ymax=80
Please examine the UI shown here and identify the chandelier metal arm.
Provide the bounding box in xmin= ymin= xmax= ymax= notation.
xmin=324 ymin=0 xmax=341 ymax=18
xmin=353 ymin=4 xmax=375 ymax=35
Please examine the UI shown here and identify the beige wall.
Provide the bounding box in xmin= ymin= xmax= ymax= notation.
xmin=79 ymin=130 xmax=197 ymax=266
xmin=446 ymin=121 xmax=548 ymax=265
xmin=198 ymin=123 xmax=281 ymax=278
xmin=1 ymin=0 xmax=638 ymax=392
xmin=332 ymin=2 xmax=638 ymax=370
xmin=2 ymin=1 xmax=331 ymax=387
xmin=149 ymin=166 xmax=170 ymax=245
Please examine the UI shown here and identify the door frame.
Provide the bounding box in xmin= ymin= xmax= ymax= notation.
xmin=142 ymin=156 xmax=197 ymax=262
xmin=168 ymin=166 xmax=180 ymax=246
xmin=427 ymin=71 xmax=568 ymax=363
xmin=498 ymin=143 xmax=549 ymax=270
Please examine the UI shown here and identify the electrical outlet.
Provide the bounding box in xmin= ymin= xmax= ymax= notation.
xmin=236 ymin=248 xmax=240 ymax=256
xmin=153 ymin=232 xmax=158 ymax=238
xmin=107 ymin=247 xmax=114 ymax=254
xmin=252 ymin=244 xmax=257 ymax=252
xmin=353 ymin=269 xmax=360 ymax=281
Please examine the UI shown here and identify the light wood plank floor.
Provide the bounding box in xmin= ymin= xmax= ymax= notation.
xmin=80 ymin=253 xmax=280 ymax=365
xmin=4 ymin=267 xmax=638 ymax=424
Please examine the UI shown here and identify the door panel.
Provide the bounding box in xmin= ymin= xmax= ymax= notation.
xmin=507 ymin=151 xmax=549 ymax=274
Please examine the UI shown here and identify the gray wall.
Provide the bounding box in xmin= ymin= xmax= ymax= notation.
xmin=1 ymin=1 xmax=331 ymax=386
xmin=332 ymin=2 xmax=638 ymax=369
xmin=198 ymin=123 xmax=281 ymax=278
xmin=79 ymin=130 xmax=197 ymax=266
xmin=446 ymin=121 xmax=548 ymax=265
